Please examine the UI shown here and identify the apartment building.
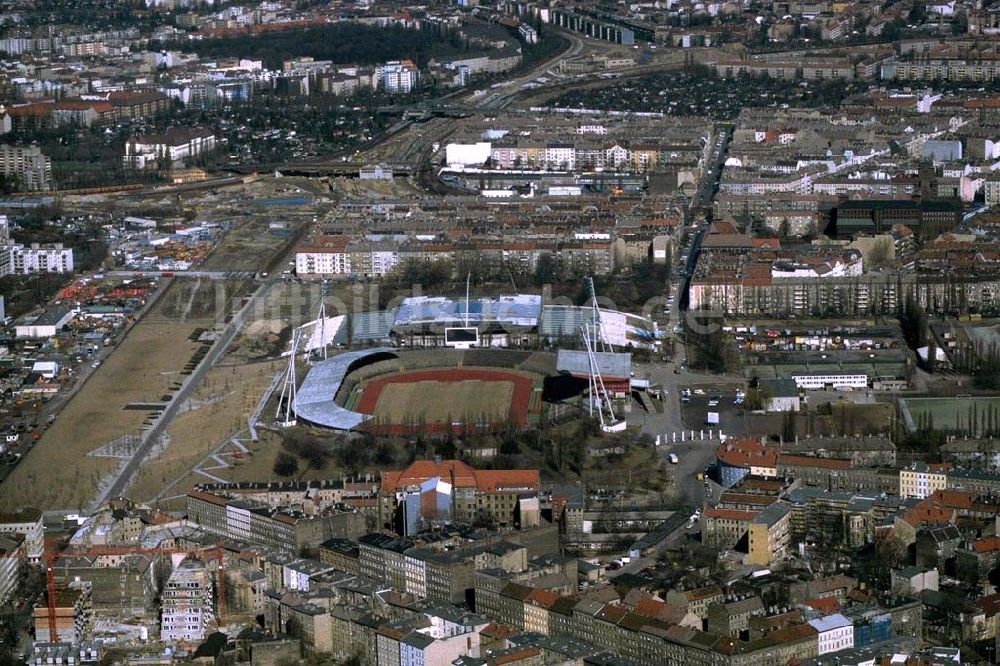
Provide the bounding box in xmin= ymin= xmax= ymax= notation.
xmin=376 ymin=60 xmax=419 ymax=93
xmin=2 ymin=242 xmax=74 ymax=275
xmin=747 ymin=503 xmax=792 ymax=567
xmin=474 ymin=577 xmax=824 ymax=665
xmin=51 ymin=553 xmax=157 ymax=620
xmin=161 ymin=558 xmax=214 ymax=643
xmin=378 ymin=460 xmax=540 ymax=534
xmin=664 ymin=585 xmax=724 ymax=619
xmin=295 ymin=235 xmax=351 ymax=276
xmin=702 ymin=507 xmax=757 ymax=550
xmin=185 ymin=489 xmax=366 ymax=553
xmin=0 ymin=507 xmax=44 ymax=564
xmin=808 ymin=613 xmax=854 ymax=655
xmin=899 ymin=462 xmax=949 ymax=499
xmin=0 ymin=533 xmax=25 ymax=605
xmin=0 ymin=143 xmax=51 ymax=190
xmin=125 ymin=127 xmax=216 ymax=170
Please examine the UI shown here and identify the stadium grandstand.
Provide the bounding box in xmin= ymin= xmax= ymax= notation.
xmin=321 ymin=293 xmax=659 ymax=351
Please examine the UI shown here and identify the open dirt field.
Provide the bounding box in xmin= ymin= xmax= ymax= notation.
xmin=0 ymin=280 xmax=223 ymax=510
xmin=126 ymin=360 xmax=284 ymax=507
xmin=199 ymin=217 xmax=307 ymax=273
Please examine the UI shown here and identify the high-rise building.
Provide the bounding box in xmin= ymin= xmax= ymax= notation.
xmin=0 ymin=143 xmax=51 ymax=190
xmin=161 ymin=558 xmax=214 ymax=643
xmin=376 ymin=60 xmax=419 ymax=94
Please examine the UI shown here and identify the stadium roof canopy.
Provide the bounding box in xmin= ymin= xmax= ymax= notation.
xmin=556 ymin=349 xmax=631 ymax=380
xmin=294 ymin=347 xmax=397 ymax=429
xmin=394 ymin=294 xmax=542 ymax=328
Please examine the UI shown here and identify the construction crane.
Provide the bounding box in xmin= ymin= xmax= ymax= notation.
xmin=43 ymin=540 xmax=228 ymax=642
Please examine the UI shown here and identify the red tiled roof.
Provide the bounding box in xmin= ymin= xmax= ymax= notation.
xmin=187 ymin=489 xmax=228 ymax=507
xmin=9 ymin=102 xmax=54 ymax=117
xmin=634 ymin=597 xmax=667 ymax=618
xmin=716 ymin=439 xmax=779 ymax=469
xmin=973 ymin=537 xmax=1000 ymax=554
xmin=54 ymin=100 xmax=114 ymax=113
xmin=803 ymin=596 xmax=841 ymax=614
xmin=495 ymin=648 xmax=541 ymax=664
xmin=379 ymin=460 xmax=538 ymax=495
xmin=527 ymin=589 xmax=559 ymax=608
xmin=975 ymin=592 xmax=1000 ymax=616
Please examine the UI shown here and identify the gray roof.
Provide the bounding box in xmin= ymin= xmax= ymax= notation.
xmin=556 ymin=349 xmax=631 ymax=380
xmin=752 ymin=502 xmax=790 ymax=527
xmin=294 ymin=348 xmax=397 ymax=429
xmin=759 ymin=377 xmax=799 ymax=398
xmin=393 ymin=294 xmax=541 ymax=328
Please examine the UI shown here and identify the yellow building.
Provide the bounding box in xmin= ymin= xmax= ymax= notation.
xmin=899 ymin=462 xmax=948 ymax=499
xmin=747 ymin=503 xmax=791 ymax=567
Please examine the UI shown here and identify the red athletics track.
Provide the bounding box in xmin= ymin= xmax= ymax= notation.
xmin=354 ymin=368 xmax=533 ymax=435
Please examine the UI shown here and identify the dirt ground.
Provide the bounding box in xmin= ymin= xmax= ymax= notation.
xmin=127 ymin=360 xmax=284 ymax=506
xmin=199 ymin=213 xmax=309 ymax=274
xmin=0 ymin=280 xmax=222 ymax=510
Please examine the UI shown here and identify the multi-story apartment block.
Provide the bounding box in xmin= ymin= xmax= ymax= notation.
xmin=747 ymin=503 xmax=791 ymax=567
xmin=0 ymin=143 xmax=51 ymax=190
xmin=376 ymin=60 xmax=419 ymax=93
xmin=185 ymin=489 xmax=365 ymax=553
xmin=899 ymin=462 xmax=949 ymax=499
xmin=296 ymin=235 xmax=352 ymax=276
xmin=808 ymin=613 xmax=854 ymax=655
xmin=3 ymin=243 xmax=73 ymax=275
xmin=125 ymin=127 xmax=216 ymax=170
xmin=51 ymin=553 xmax=156 ymax=620
xmin=702 ymin=507 xmax=757 ymax=550
xmin=378 ymin=460 xmax=540 ymax=534
xmin=0 ymin=507 xmax=44 ymax=564
xmin=0 ymin=533 xmax=25 ymax=605
xmin=161 ymin=558 xmax=214 ymax=643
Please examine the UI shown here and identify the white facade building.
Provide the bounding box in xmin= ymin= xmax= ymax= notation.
xmin=808 ymin=613 xmax=854 ymax=655
xmin=295 ymin=249 xmax=351 ymax=276
xmin=377 ymin=61 xmax=419 ymax=94
xmin=125 ymin=127 xmax=216 ymax=170
xmin=790 ymin=372 xmax=868 ymax=390
xmin=161 ymin=558 xmax=214 ymax=643
xmin=4 ymin=243 xmax=73 ymax=275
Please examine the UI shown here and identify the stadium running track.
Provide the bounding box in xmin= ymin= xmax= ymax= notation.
xmin=354 ymin=368 xmax=533 ymax=435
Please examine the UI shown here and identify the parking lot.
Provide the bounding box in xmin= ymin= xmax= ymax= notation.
xmin=678 ymin=382 xmax=748 ymax=436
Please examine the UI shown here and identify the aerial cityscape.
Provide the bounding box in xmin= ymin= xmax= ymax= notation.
xmin=4 ymin=0 xmax=1000 ymax=664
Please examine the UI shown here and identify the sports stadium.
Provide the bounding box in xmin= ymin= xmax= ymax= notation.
xmin=281 ymin=290 xmax=655 ymax=434
xmin=290 ymin=346 xmax=633 ymax=435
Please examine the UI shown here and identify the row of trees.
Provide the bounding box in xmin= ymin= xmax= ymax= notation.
xmin=165 ymin=23 xmax=471 ymax=70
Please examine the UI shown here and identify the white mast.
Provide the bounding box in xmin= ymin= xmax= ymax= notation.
xmin=582 ymin=323 xmax=624 ymax=433
xmin=276 ymin=329 xmax=300 ymax=427
xmin=464 ymin=272 xmax=471 ymax=327
xmin=587 ymin=276 xmax=607 ymax=353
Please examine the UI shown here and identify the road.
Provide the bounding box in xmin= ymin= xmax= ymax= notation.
xmin=690 ymin=125 xmax=731 ymax=213
xmin=621 ymin=123 xmax=739 ymax=511
xmin=89 ymin=278 xmax=280 ymax=511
